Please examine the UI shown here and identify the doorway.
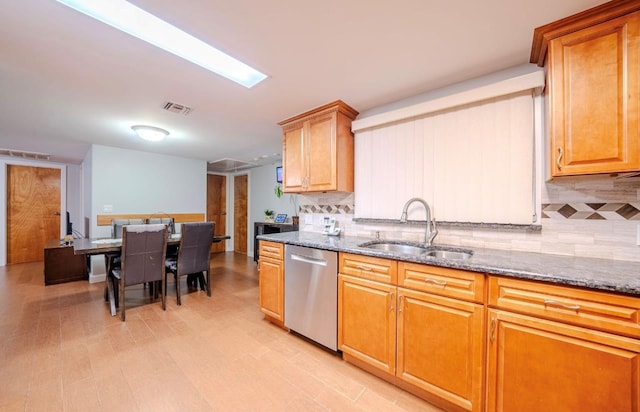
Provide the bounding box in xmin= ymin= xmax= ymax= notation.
xmin=234 ymin=174 xmax=248 ymax=254
xmin=207 ymin=174 xmax=227 ymax=253
xmin=7 ymin=165 xmax=61 ymax=264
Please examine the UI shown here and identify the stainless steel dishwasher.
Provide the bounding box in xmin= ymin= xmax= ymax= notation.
xmin=284 ymin=245 xmax=338 ymax=351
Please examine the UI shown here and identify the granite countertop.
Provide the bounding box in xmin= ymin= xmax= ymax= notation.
xmin=257 ymin=231 xmax=640 ymax=297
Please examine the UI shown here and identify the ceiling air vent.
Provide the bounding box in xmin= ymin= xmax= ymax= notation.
xmin=0 ymin=148 xmax=51 ymax=160
xmin=162 ymin=101 xmax=192 ymax=115
xmin=207 ymin=158 xmax=257 ymax=173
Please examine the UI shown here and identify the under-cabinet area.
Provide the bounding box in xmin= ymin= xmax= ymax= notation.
xmin=257 ymin=235 xmax=640 ymax=412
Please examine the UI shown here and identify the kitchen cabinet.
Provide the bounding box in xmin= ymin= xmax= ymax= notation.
xmin=279 ymin=100 xmax=358 ymax=193
xmin=338 ymin=253 xmax=397 ymax=375
xmin=338 ymin=253 xmax=485 ymax=412
xmin=338 ymin=274 xmax=397 ymax=375
xmin=253 ymin=222 xmax=297 ymax=262
xmin=396 ymin=263 xmax=485 ymax=412
xmin=258 ymin=240 xmax=285 ymax=326
xmin=531 ymin=2 xmax=640 ymax=176
xmin=487 ymin=276 xmax=640 ymax=412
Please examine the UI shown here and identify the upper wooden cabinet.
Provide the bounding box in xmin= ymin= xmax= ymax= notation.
xmin=278 ymin=100 xmax=358 ymax=192
xmin=531 ymin=1 xmax=640 ymax=177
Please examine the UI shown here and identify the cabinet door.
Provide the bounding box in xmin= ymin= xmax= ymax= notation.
xmin=397 ymin=287 xmax=485 ymax=412
xmin=306 ymin=112 xmax=337 ymax=191
xmin=486 ymin=309 xmax=640 ymax=412
xmin=338 ymin=274 xmax=396 ymax=375
xmin=549 ymin=12 xmax=640 ymax=176
xmin=282 ymin=123 xmax=306 ymax=192
xmin=258 ymin=256 xmax=284 ymax=322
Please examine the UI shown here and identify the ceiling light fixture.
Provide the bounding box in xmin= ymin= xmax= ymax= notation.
xmin=56 ymin=0 xmax=268 ymax=88
xmin=131 ymin=125 xmax=169 ymax=142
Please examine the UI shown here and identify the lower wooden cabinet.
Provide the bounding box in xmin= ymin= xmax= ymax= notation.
xmin=338 ymin=274 xmax=396 ymax=375
xmin=258 ymin=241 xmax=284 ymax=324
xmin=44 ymin=240 xmax=88 ymax=285
xmin=486 ymin=309 xmax=640 ymax=412
xmin=397 ymin=287 xmax=485 ymax=412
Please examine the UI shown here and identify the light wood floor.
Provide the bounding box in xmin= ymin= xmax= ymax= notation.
xmin=0 ymin=252 xmax=442 ymax=411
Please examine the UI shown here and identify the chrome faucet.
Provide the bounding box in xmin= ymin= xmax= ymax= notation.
xmin=400 ymin=197 xmax=438 ymax=246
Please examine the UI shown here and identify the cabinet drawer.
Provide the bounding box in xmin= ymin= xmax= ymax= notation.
xmin=259 ymin=240 xmax=284 ymax=260
xmin=489 ymin=276 xmax=640 ymax=339
xmin=398 ymin=262 xmax=485 ymax=303
xmin=339 ymin=253 xmax=397 ymax=284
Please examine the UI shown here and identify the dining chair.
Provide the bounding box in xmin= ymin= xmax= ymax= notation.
xmin=104 ymin=218 xmax=147 ymax=301
xmin=109 ymin=224 xmax=168 ymax=321
xmin=165 ymin=222 xmax=214 ymax=305
xmin=147 ymin=217 xmax=175 ymax=235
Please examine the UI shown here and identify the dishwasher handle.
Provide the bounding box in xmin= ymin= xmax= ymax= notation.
xmin=290 ymin=253 xmax=328 ymax=266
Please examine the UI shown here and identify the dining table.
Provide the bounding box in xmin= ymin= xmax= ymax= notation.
xmin=73 ymin=233 xmax=230 ymax=316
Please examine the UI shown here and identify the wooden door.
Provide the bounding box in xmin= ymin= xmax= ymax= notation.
xmin=233 ymin=174 xmax=248 ymax=254
xmin=7 ymin=165 xmax=61 ymax=264
xmin=338 ymin=274 xmax=397 ymax=376
xmin=207 ymin=174 xmax=226 ymax=253
xmin=307 ymin=112 xmax=336 ymax=191
xmin=550 ymin=12 xmax=640 ymax=176
xmin=282 ymin=123 xmax=305 ymax=192
xmin=486 ymin=309 xmax=640 ymax=412
xmin=397 ymin=287 xmax=485 ymax=412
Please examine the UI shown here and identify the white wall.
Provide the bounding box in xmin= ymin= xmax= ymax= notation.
xmin=87 ymin=145 xmax=207 ymax=281
xmin=247 ymin=162 xmax=297 ymax=257
xmin=66 ymin=163 xmax=84 ymax=237
xmin=89 ymin=145 xmax=207 ymax=238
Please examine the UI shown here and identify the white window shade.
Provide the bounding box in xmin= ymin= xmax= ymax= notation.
xmin=355 ymin=90 xmax=536 ymax=225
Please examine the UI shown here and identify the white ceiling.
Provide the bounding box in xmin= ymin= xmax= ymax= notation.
xmin=0 ymin=0 xmax=605 ymax=170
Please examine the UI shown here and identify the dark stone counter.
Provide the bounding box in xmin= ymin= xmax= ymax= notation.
xmin=257 ymin=231 xmax=640 ymax=296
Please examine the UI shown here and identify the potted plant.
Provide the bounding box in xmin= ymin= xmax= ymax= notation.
xmin=264 ymin=209 xmax=275 ymax=222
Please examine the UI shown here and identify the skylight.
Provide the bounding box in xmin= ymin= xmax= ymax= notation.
xmin=56 ymin=0 xmax=268 ymax=88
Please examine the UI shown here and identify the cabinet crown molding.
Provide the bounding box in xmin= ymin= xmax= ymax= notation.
xmin=530 ymin=0 xmax=640 ymax=66
xmin=278 ymin=100 xmax=359 ymax=126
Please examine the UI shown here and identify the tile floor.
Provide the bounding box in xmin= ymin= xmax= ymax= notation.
xmin=0 ymin=252 xmax=442 ymax=411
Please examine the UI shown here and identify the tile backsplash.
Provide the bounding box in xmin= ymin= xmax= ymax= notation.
xmin=297 ymin=175 xmax=640 ymax=262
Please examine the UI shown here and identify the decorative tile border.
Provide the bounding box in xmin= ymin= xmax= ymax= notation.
xmin=300 ymin=204 xmax=353 ymax=214
xmin=542 ymin=203 xmax=640 ymax=220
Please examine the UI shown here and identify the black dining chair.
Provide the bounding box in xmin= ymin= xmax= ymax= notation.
xmin=109 ymin=224 xmax=168 ymax=321
xmin=165 ymin=222 xmax=214 ymax=305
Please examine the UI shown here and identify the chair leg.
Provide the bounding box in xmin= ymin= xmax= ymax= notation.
xmin=176 ymin=273 xmax=182 ymax=306
xmin=205 ymin=270 xmax=211 ymax=297
xmin=161 ymin=274 xmax=166 ymax=311
xmin=119 ymin=279 xmax=126 ymax=321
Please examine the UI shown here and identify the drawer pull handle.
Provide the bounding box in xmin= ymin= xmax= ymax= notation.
xmin=399 ymin=295 xmax=404 ymax=313
xmin=490 ymin=318 xmax=496 ymax=343
xmin=356 ymin=265 xmax=373 ymax=272
xmin=424 ymin=278 xmax=447 ymax=286
xmin=389 ymin=292 xmax=395 ymax=312
xmin=544 ymin=300 xmax=581 ymax=311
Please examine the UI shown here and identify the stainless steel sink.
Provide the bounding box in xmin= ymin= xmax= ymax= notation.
xmin=424 ymin=249 xmax=472 ymax=260
xmin=360 ymin=242 xmax=427 ymax=255
xmin=359 ymin=241 xmax=473 ymax=259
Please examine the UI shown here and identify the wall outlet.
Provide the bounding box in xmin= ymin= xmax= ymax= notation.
xmin=304 ymin=214 xmax=313 ymax=225
xmin=103 ymin=204 xmax=113 ymax=213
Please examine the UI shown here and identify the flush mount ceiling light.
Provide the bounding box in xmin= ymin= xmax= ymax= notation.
xmin=56 ymin=0 xmax=268 ymax=88
xmin=131 ymin=125 xmax=169 ymax=142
